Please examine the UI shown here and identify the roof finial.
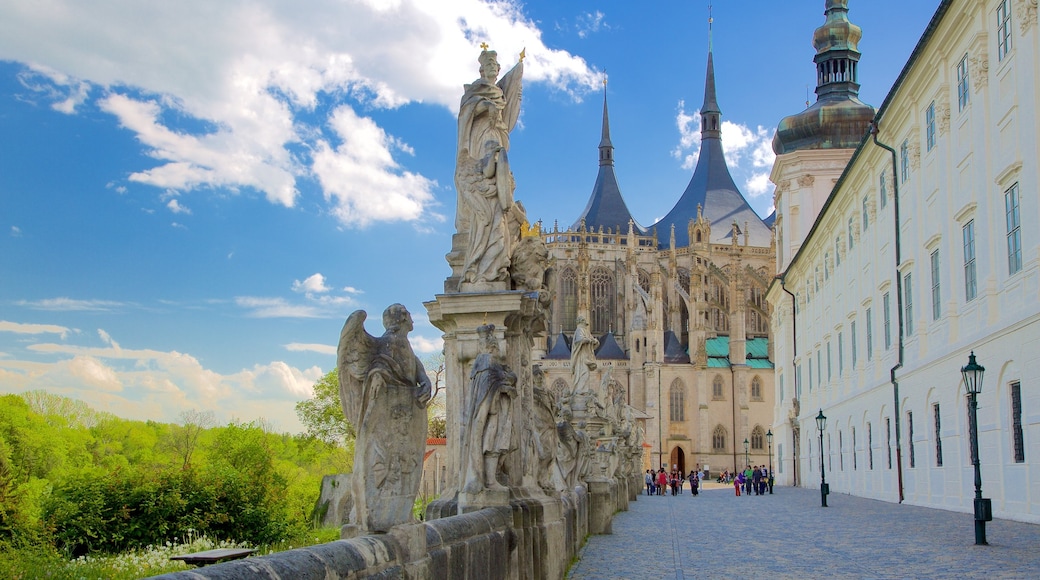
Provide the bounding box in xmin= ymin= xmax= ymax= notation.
xmin=480 ymin=42 xmax=489 ymax=51
xmin=708 ymin=2 xmax=714 ymax=52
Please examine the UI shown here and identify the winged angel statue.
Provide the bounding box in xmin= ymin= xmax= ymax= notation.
xmin=338 ymin=304 xmax=432 ymax=532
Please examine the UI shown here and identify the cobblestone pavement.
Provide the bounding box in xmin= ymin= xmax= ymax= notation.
xmin=567 ymin=483 xmax=1040 ymax=579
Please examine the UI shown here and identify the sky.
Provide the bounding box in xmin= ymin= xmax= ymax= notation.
xmin=0 ymin=0 xmax=942 ymax=433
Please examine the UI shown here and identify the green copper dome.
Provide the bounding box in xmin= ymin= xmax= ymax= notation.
xmin=773 ymin=0 xmax=874 ymax=155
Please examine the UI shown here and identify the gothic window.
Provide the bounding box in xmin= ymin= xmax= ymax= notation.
xmin=746 ymin=283 xmax=769 ymax=336
xmin=750 ymin=426 xmax=764 ymax=450
xmin=669 ymin=378 xmax=686 ymax=422
xmin=712 ymin=425 xmax=727 ymax=451
xmin=712 ymin=375 xmax=724 ymax=400
xmin=560 ymin=268 xmax=578 ymax=331
xmin=590 ymin=267 xmax=615 ymax=335
xmin=706 ymin=272 xmax=729 ymax=335
xmin=750 ymin=376 xmax=763 ymax=401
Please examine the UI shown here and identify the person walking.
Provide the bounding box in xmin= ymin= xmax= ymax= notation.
xmin=657 ymin=469 xmax=667 ymax=496
xmin=743 ymin=466 xmax=753 ymax=496
xmin=734 ymin=470 xmax=743 ymax=496
xmin=752 ymin=466 xmax=762 ymax=496
xmin=689 ymin=470 xmax=699 ymax=496
xmin=645 ymin=470 xmax=654 ymax=496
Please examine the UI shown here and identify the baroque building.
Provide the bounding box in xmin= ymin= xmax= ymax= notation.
xmin=536 ymin=40 xmax=776 ymax=476
xmin=768 ymin=0 xmax=1040 ymax=523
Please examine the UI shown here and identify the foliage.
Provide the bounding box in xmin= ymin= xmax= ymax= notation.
xmin=428 ymin=416 xmax=447 ymax=438
xmin=0 ymin=389 xmax=353 ymax=566
xmin=295 ymin=369 xmax=355 ymax=445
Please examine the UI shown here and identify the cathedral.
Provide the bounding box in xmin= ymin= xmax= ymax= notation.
xmin=535 ymin=34 xmax=776 ymax=477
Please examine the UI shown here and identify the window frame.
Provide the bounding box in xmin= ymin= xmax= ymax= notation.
xmin=1006 ymin=183 xmax=1022 ymax=275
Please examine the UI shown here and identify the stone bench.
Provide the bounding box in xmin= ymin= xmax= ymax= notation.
xmin=170 ymin=548 xmax=256 ymax=567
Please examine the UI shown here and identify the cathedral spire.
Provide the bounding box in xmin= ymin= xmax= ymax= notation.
xmin=598 ymin=77 xmax=614 ymax=166
xmin=700 ymin=5 xmax=721 ymax=141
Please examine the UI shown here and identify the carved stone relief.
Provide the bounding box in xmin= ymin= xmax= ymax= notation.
xmin=797 ymin=174 xmax=815 ymax=188
xmin=1017 ymin=0 xmax=1038 ymax=33
xmin=970 ymin=51 xmax=989 ymax=93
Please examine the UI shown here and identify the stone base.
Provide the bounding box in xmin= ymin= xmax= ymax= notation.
xmin=459 ymin=488 xmax=510 ymax=513
xmin=340 ymin=524 xmax=360 ymax=539
xmin=587 ymin=479 xmax=617 ymax=535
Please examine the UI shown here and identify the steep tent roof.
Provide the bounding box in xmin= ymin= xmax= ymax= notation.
xmin=595 ymin=331 xmax=628 ymax=360
xmin=652 ymin=49 xmax=771 ymax=248
xmin=545 ymin=331 xmax=571 ymax=360
xmin=663 ymin=331 xmax=690 ymax=364
xmin=571 ymin=90 xmax=646 ymax=233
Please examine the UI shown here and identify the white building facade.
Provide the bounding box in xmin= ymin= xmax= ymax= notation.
xmin=768 ymin=0 xmax=1040 ymax=523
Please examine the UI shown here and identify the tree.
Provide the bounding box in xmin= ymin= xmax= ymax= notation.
xmin=166 ymin=410 xmax=215 ymax=469
xmin=295 ymin=370 xmax=355 ymax=445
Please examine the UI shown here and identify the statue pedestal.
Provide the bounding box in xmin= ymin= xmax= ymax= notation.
xmin=586 ymin=479 xmax=616 ymax=534
xmin=459 ymin=488 xmax=510 ymax=513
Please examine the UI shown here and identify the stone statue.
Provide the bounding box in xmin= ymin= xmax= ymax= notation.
xmin=462 ymin=324 xmax=518 ymax=494
xmin=337 ymin=304 xmax=432 ymax=533
xmin=455 ymin=46 xmax=524 ymax=290
xmin=554 ymin=410 xmax=591 ymax=490
xmin=530 ymin=365 xmax=559 ymax=493
xmin=570 ymin=315 xmax=598 ymax=396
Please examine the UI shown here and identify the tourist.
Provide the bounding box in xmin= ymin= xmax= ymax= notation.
xmin=752 ymin=466 xmax=762 ymax=496
xmin=734 ymin=470 xmax=743 ymax=496
xmin=645 ymin=470 xmax=654 ymax=495
xmin=743 ymin=466 xmax=753 ymax=496
xmin=689 ymin=470 xmax=699 ymax=496
xmin=657 ymin=469 xmax=667 ymax=496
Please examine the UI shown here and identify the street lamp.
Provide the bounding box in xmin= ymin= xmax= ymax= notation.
xmin=816 ymin=409 xmax=828 ymax=507
xmin=743 ymin=438 xmax=749 ymax=470
xmin=767 ymin=429 xmax=774 ymax=494
xmin=961 ymin=351 xmax=990 ymax=545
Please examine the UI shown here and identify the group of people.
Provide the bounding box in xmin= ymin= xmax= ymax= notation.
xmin=644 ymin=467 xmax=703 ymax=497
xmin=731 ymin=465 xmax=772 ymax=496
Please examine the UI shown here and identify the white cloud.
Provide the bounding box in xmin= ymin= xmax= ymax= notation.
xmin=234 ymin=296 xmax=324 ymax=319
xmin=0 ymin=333 xmax=323 ymax=431
xmin=97 ymin=329 xmax=120 ymax=350
xmin=292 ymin=273 xmax=331 ymax=294
xmin=167 ymin=198 xmax=191 ymax=214
xmin=10 ymin=226 xmax=21 ymax=237
xmin=17 ymin=297 xmax=125 ymax=311
xmin=577 ymin=11 xmax=608 ymax=39
xmin=409 ymin=334 xmax=444 ymax=354
xmin=284 ymin=343 xmax=336 ymax=355
xmin=0 ymin=320 xmax=72 ymax=339
xmin=342 ymin=286 xmax=363 ymax=294
xmin=745 ymin=172 xmax=772 ymax=198
xmin=0 ymin=0 xmax=599 ymax=225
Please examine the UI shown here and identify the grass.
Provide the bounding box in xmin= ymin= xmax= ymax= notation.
xmin=0 ymin=527 xmax=344 ymax=580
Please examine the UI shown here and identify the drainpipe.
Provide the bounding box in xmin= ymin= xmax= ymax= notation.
xmin=870 ymin=120 xmax=906 ymax=504
xmin=780 ymin=275 xmax=798 ymax=486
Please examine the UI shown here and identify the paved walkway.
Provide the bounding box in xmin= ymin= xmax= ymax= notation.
xmin=567 ymin=484 xmax=1040 ymax=579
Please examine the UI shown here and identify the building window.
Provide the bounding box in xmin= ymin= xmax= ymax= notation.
xmin=852 ymin=427 xmax=857 ymax=470
xmin=930 ymin=250 xmax=941 ymax=321
xmin=669 ymin=378 xmax=685 ymax=422
xmin=839 ymin=431 xmax=845 ymax=471
xmin=827 ymin=341 xmax=832 ymax=381
xmin=963 ymin=220 xmax=977 ymax=301
xmin=997 ymin=0 xmax=1013 ymax=61
xmin=779 ymin=373 xmax=785 ymax=403
xmin=808 ymin=358 xmax=813 ymax=392
xmin=863 ymin=196 xmax=870 ymax=230
xmin=838 ymin=332 xmax=844 ymax=374
xmin=851 ymin=321 xmax=858 ymax=367
xmin=933 ymin=403 xmax=943 ymax=467
xmin=868 ymin=422 xmax=874 ymax=470
xmin=886 ymin=417 xmax=892 ymax=469
xmin=900 ymin=139 xmax=910 ymax=183
xmin=751 ymin=426 xmax=765 ymax=450
xmin=712 ymin=375 xmax=724 ymax=400
xmin=560 ymin=268 xmax=578 ymax=331
xmin=903 ymin=273 xmax=914 ymax=337
xmin=590 ymin=267 xmax=616 ymax=335
xmin=751 ymin=376 xmax=763 ymax=401
xmin=848 ymin=217 xmax=855 ymax=250
xmin=1012 ymin=381 xmax=1024 ymax=463
xmin=824 ymin=255 xmax=830 ymax=280
xmin=1006 ymin=183 xmax=1022 ymax=275
xmin=795 ymin=364 xmax=802 ymax=399
xmin=883 ymin=293 xmax=892 ymax=350
xmin=817 ymin=350 xmax=822 ymax=386
xmin=926 ymin=101 xmax=936 ymax=151
xmin=712 ymin=425 xmax=727 ymax=452
xmin=880 ymin=171 xmax=888 ymax=209
xmin=835 ymin=238 xmax=841 ymax=267
xmin=908 ymin=411 xmax=916 ymax=468
xmin=551 ymin=379 xmax=568 ymax=401
xmin=957 ymin=54 xmax=970 ymax=111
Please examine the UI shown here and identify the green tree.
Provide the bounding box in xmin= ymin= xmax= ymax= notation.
xmin=295 ymin=370 xmax=354 ymax=445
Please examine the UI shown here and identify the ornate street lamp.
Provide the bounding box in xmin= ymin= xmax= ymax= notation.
xmin=767 ymin=429 xmax=774 ymax=494
xmin=816 ymin=409 xmax=828 ymax=507
xmin=961 ymin=351 xmax=990 ymax=545
xmin=743 ymin=438 xmax=749 ymax=470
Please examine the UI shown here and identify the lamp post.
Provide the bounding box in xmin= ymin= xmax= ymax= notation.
xmin=767 ymin=429 xmax=774 ymax=494
xmin=816 ymin=409 xmax=828 ymax=507
xmin=743 ymin=438 xmax=749 ymax=470
xmin=962 ymin=351 xmax=990 ymax=545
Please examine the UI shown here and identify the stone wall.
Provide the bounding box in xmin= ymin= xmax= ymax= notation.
xmin=151 ymin=491 xmax=595 ymax=580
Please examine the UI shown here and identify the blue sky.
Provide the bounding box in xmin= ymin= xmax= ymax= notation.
xmin=0 ymin=1 xmax=940 ymax=432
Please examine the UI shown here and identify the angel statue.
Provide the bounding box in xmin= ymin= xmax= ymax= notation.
xmin=455 ymin=45 xmax=524 ymax=290
xmin=337 ymin=304 xmax=432 ymax=533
